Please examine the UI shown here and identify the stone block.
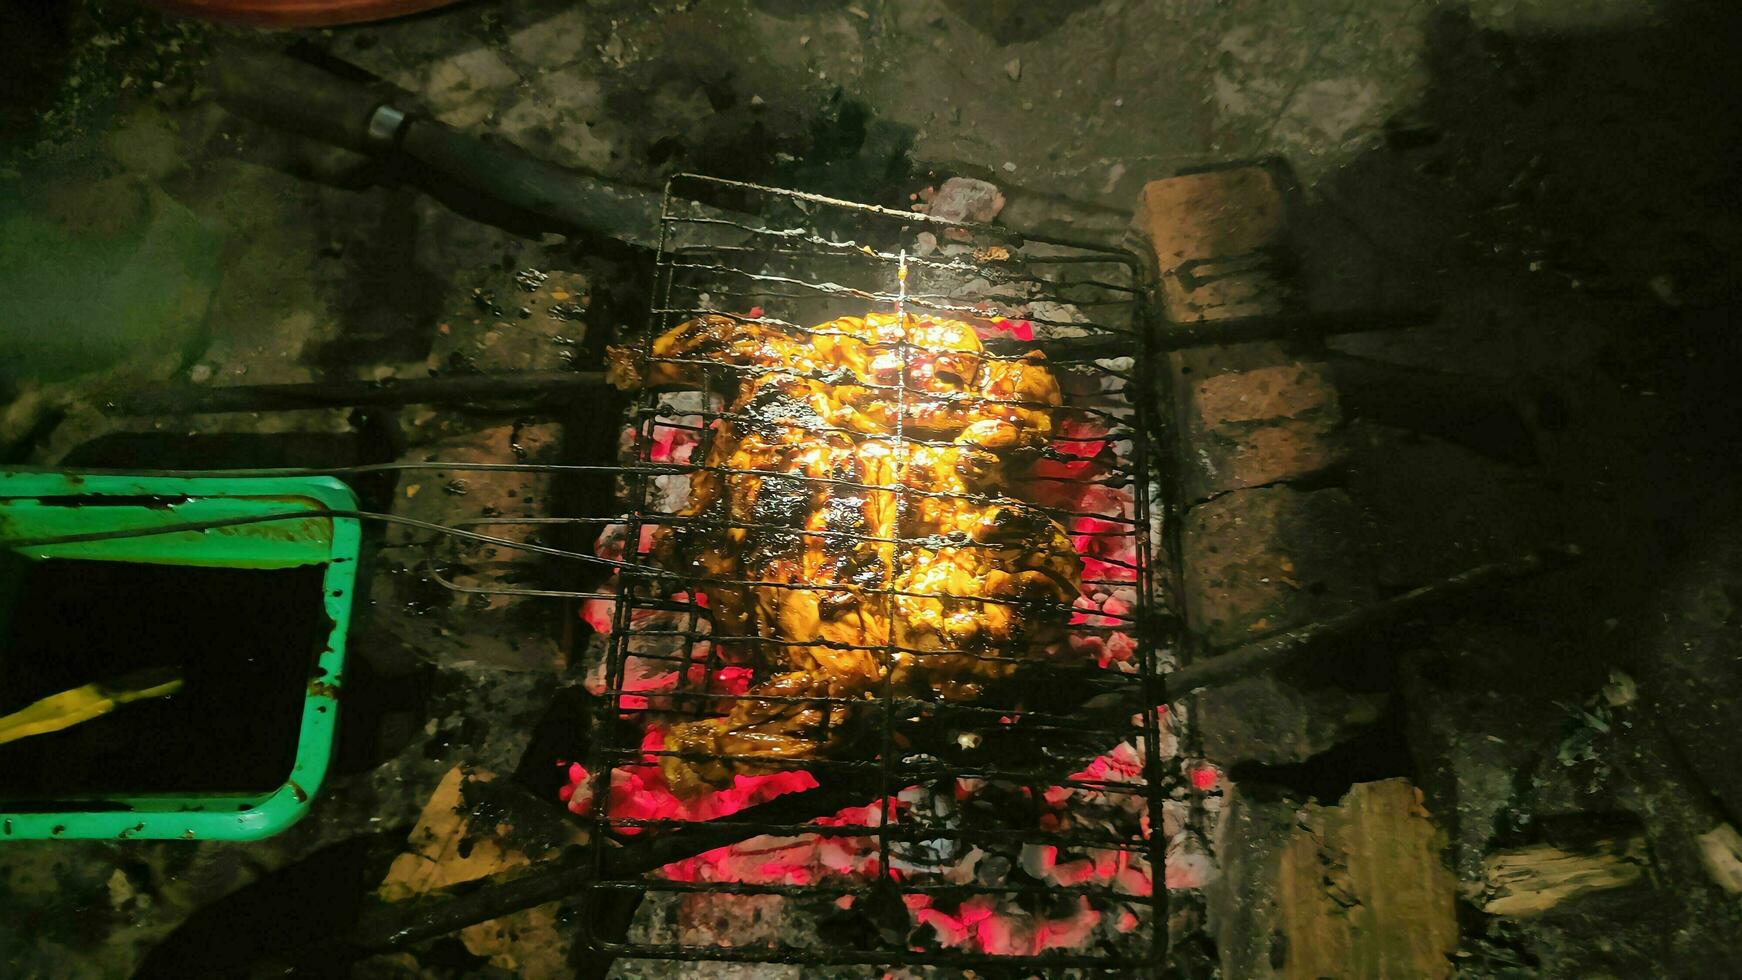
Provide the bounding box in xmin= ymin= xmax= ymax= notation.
xmin=382 ymin=421 xmax=567 ymax=669
xmin=425 ymin=48 xmax=520 ymax=109
xmin=1196 ymin=673 xmax=1388 ymax=767
xmin=506 ymin=9 xmax=592 ymax=67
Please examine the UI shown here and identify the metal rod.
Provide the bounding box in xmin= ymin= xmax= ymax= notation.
xmin=94 ymin=308 xmax=1437 ymax=418
xmin=1154 ymin=306 xmax=1441 ymax=349
xmin=100 ymin=371 xmax=609 ymax=416
xmin=340 ymin=782 xmax=874 ymax=957
xmin=1166 ymin=546 xmax=1584 ymax=695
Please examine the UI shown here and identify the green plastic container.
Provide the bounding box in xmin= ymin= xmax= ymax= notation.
xmin=0 ymin=471 xmax=359 ymax=840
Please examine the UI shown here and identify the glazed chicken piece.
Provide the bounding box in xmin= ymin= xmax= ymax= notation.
xmin=609 ymin=313 xmax=1060 ymax=448
xmin=610 ymin=312 xmax=1080 ymax=795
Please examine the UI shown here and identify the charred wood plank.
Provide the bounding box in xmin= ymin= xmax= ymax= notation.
xmin=1479 ymin=836 xmax=1649 ymax=916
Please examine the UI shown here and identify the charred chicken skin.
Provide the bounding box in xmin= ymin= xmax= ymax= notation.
xmin=610 ymin=313 xmax=1080 ymax=794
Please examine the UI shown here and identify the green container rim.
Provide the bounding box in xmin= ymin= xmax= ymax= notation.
xmin=0 ymin=471 xmax=360 ymax=841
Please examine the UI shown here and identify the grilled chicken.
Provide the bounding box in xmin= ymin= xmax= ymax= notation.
xmin=610 ymin=313 xmax=1080 ymax=794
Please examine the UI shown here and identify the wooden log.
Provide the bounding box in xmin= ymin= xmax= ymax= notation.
xmin=375 ymin=766 xmax=587 ymax=975
xmin=1696 ymin=823 xmax=1742 ymax=895
xmin=1478 ymin=836 xmax=1648 ymax=916
xmin=1209 ymin=778 xmax=1460 ymax=979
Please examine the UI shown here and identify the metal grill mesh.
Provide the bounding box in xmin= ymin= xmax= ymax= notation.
xmin=584 ymin=174 xmax=1174 ymax=970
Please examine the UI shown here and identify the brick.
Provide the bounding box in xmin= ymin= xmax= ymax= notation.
xmin=1137 ymin=166 xmax=1295 ymax=322
xmin=1157 ymin=264 xmax=1291 ymax=323
xmin=1168 ymin=346 xmax=1289 ymax=500
xmin=1235 ymin=420 xmax=1339 ymax=482
xmin=1194 ymin=363 xmax=1339 ymax=428
xmin=1182 ymin=420 xmax=1341 ymax=503
xmin=1179 ymin=362 xmax=1345 ymax=501
xmin=1169 ymin=343 xmax=1297 ymax=438
xmin=1180 ymin=485 xmax=1374 ymax=650
xmin=1170 ymin=341 xmax=1295 ymax=382
xmin=1139 ymin=167 xmax=1287 ymax=271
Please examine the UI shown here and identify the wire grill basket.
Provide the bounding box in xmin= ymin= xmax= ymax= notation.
xmin=580 ymin=174 xmax=1177 ymax=971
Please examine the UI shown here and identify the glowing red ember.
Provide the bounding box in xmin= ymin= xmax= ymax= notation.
xmin=973 ymin=317 xmax=1035 ymax=342
xmin=558 ymin=330 xmax=1223 ymax=957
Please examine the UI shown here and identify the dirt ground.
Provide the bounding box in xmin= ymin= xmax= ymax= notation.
xmin=2 ymin=0 xmax=1740 ymax=975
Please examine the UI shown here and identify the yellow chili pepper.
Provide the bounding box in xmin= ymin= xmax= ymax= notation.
xmin=0 ymin=668 xmax=183 ymax=747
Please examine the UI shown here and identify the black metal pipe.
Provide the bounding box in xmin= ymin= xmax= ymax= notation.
xmin=213 ymin=47 xmax=730 ymax=249
xmin=1154 ymin=306 xmax=1440 ymax=349
xmin=393 ymin=117 xmax=666 ymax=247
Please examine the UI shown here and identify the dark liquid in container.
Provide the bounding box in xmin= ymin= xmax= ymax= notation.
xmin=0 ymin=558 xmax=330 ymax=804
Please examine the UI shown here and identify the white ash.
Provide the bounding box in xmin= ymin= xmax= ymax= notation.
xmin=649 ymin=472 xmax=691 ymax=514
